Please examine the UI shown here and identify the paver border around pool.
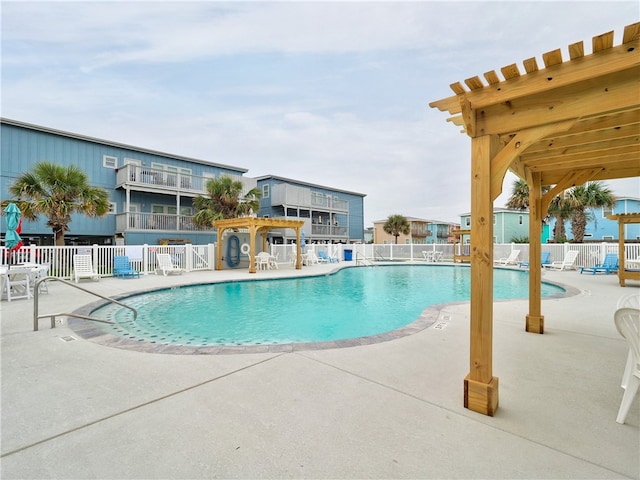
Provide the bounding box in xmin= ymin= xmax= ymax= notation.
xmin=67 ymin=263 xmax=579 ymax=355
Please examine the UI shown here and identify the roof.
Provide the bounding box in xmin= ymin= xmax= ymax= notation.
xmin=429 ymin=22 xmax=640 ymax=195
xmin=254 ymin=174 xmax=367 ymax=197
xmin=0 ymin=117 xmax=248 ymax=174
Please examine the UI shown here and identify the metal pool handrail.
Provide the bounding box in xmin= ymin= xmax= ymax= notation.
xmin=33 ymin=276 xmax=137 ymax=331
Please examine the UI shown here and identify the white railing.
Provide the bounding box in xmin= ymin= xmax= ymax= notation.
xmin=2 ymin=242 xmax=638 ymax=279
xmin=115 ymin=212 xmax=215 ymax=232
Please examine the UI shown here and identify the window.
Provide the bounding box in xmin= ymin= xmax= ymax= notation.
xmin=493 ymin=214 xmax=496 ymax=225
xmin=262 ymin=184 xmax=270 ymax=198
xmin=103 ymin=155 xmax=117 ymax=169
xmin=602 ymin=206 xmax=613 ymax=217
xmin=465 ymin=218 xmax=470 ymax=227
xmin=108 ymin=202 xmax=117 ymax=214
xmin=602 ymin=235 xmax=614 ymax=241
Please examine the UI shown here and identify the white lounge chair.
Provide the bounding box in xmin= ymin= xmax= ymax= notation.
xmin=543 ymin=250 xmax=580 ymax=271
xmin=73 ymin=254 xmax=100 ymax=283
xmin=614 ymin=307 xmax=640 ymax=424
xmin=494 ymin=250 xmax=520 ymax=266
xmin=155 ymin=253 xmax=184 ymax=276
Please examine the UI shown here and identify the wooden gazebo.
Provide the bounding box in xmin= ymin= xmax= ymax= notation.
xmin=430 ymin=23 xmax=640 ymax=416
xmin=213 ymin=217 xmax=305 ymax=273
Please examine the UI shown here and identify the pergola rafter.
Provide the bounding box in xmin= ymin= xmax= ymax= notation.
xmin=429 ymin=22 xmax=640 ymax=416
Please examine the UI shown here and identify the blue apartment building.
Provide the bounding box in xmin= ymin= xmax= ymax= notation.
xmin=255 ymin=175 xmax=366 ymax=244
xmin=1 ymin=118 xmax=366 ymax=246
xmin=549 ymin=196 xmax=640 ymax=241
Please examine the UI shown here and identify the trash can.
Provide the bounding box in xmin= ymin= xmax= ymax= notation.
xmin=344 ymin=249 xmax=353 ymax=261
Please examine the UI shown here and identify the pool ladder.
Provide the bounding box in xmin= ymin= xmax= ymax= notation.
xmin=33 ymin=276 xmax=137 ymax=331
xmin=354 ymin=252 xmax=375 ymax=267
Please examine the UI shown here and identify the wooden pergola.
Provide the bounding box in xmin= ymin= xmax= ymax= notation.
xmin=213 ymin=217 xmax=305 ymax=273
xmin=606 ymin=213 xmax=640 ymax=287
xmin=430 ymin=22 xmax=640 ymax=416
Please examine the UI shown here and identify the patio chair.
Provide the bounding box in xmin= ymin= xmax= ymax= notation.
xmin=614 ymin=307 xmax=640 ymax=424
xmin=155 ymin=253 xmax=184 ymax=276
xmin=542 ymin=250 xmax=580 ymax=271
xmin=494 ymin=249 xmax=520 ymax=266
xmin=73 ymin=254 xmax=100 ymax=283
xmin=617 ymin=294 xmax=640 ymax=390
xmin=255 ymin=252 xmax=271 ymax=270
xmin=518 ymin=251 xmax=551 ymax=269
xmin=303 ymin=251 xmax=319 ymax=266
xmin=32 ymin=264 xmax=50 ymax=294
xmin=579 ymin=253 xmax=619 ymax=275
xmin=113 ymin=255 xmax=140 ymax=279
xmin=2 ymin=265 xmax=35 ymax=301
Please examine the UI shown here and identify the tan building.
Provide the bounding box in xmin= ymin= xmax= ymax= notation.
xmin=373 ymin=217 xmax=459 ymax=244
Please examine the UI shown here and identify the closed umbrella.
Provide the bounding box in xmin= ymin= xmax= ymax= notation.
xmin=300 ymin=230 xmax=306 ymax=251
xmin=4 ymin=203 xmax=22 ymax=263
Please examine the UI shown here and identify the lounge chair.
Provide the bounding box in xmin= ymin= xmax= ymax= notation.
xmin=494 ymin=249 xmax=520 ymax=266
xmin=542 ymin=250 xmax=580 ymax=271
xmin=155 ymin=253 xmax=184 ymax=276
xmin=614 ymin=307 xmax=640 ymax=424
xmin=73 ymin=254 xmax=100 ymax=283
xmin=114 ymin=255 xmax=140 ymax=279
xmin=579 ymin=253 xmax=619 ymax=275
xmin=318 ymin=251 xmax=339 ymax=263
xmin=518 ymin=251 xmax=551 ymax=269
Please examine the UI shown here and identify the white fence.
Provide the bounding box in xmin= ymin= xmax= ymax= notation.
xmin=2 ymin=244 xmax=215 ymax=279
xmin=2 ymin=242 xmax=639 ymax=279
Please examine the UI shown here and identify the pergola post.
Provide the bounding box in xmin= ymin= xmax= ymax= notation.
xmin=464 ymin=134 xmax=500 ymax=416
xmin=248 ymin=224 xmax=258 ymax=274
xmin=526 ymin=172 xmax=544 ymax=333
xmin=215 ymin=226 xmax=225 ymax=271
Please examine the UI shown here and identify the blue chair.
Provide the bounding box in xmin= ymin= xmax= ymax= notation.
xmin=579 ymin=253 xmax=619 ymax=275
xmin=318 ymin=251 xmax=339 ymax=263
xmin=114 ymin=256 xmax=140 ymax=279
xmin=518 ymin=251 xmax=551 ymax=269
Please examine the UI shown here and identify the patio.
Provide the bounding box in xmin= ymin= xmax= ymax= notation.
xmin=1 ymin=264 xmax=638 ymax=479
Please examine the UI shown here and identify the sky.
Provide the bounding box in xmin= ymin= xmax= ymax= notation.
xmin=1 ymin=1 xmax=638 ymax=227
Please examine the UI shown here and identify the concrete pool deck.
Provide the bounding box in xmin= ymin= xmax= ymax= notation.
xmin=1 ymin=262 xmax=638 ymax=479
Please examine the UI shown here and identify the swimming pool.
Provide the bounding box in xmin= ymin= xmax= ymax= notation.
xmin=84 ymin=265 xmax=565 ymax=350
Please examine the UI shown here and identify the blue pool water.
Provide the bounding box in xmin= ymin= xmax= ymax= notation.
xmin=91 ymin=265 xmax=564 ymax=347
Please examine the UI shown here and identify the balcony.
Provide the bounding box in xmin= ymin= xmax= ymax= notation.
xmin=271 ymin=184 xmax=349 ymax=212
xmin=115 ymin=212 xmax=215 ymax=233
xmin=116 ymin=165 xmax=207 ymax=195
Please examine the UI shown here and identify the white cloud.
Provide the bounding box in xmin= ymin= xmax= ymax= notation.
xmin=2 ymin=1 xmax=638 ymax=227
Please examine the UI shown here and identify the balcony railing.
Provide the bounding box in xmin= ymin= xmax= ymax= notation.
xmin=116 ymin=165 xmax=208 ymax=195
xmin=115 ymin=212 xmax=215 ymax=233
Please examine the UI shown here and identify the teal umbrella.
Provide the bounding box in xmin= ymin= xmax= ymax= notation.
xmin=4 ymin=203 xmax=22 ymax=250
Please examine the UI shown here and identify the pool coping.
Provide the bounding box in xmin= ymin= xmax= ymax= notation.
xmin=68 ymin=263 xmax=579 ymax=355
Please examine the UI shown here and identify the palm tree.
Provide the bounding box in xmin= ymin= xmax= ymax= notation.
xmin=505 ymin=178 xmax=532 ymax=210
xmin=193 ymin=176 xmax=261 ymax=227
xmin=383 ymin=214 xmax=410 ymax=244
xmin=567 ymin=181 xmax=616 ymax=243
xmin=6 ymin=161 xmax=110 ymax=246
